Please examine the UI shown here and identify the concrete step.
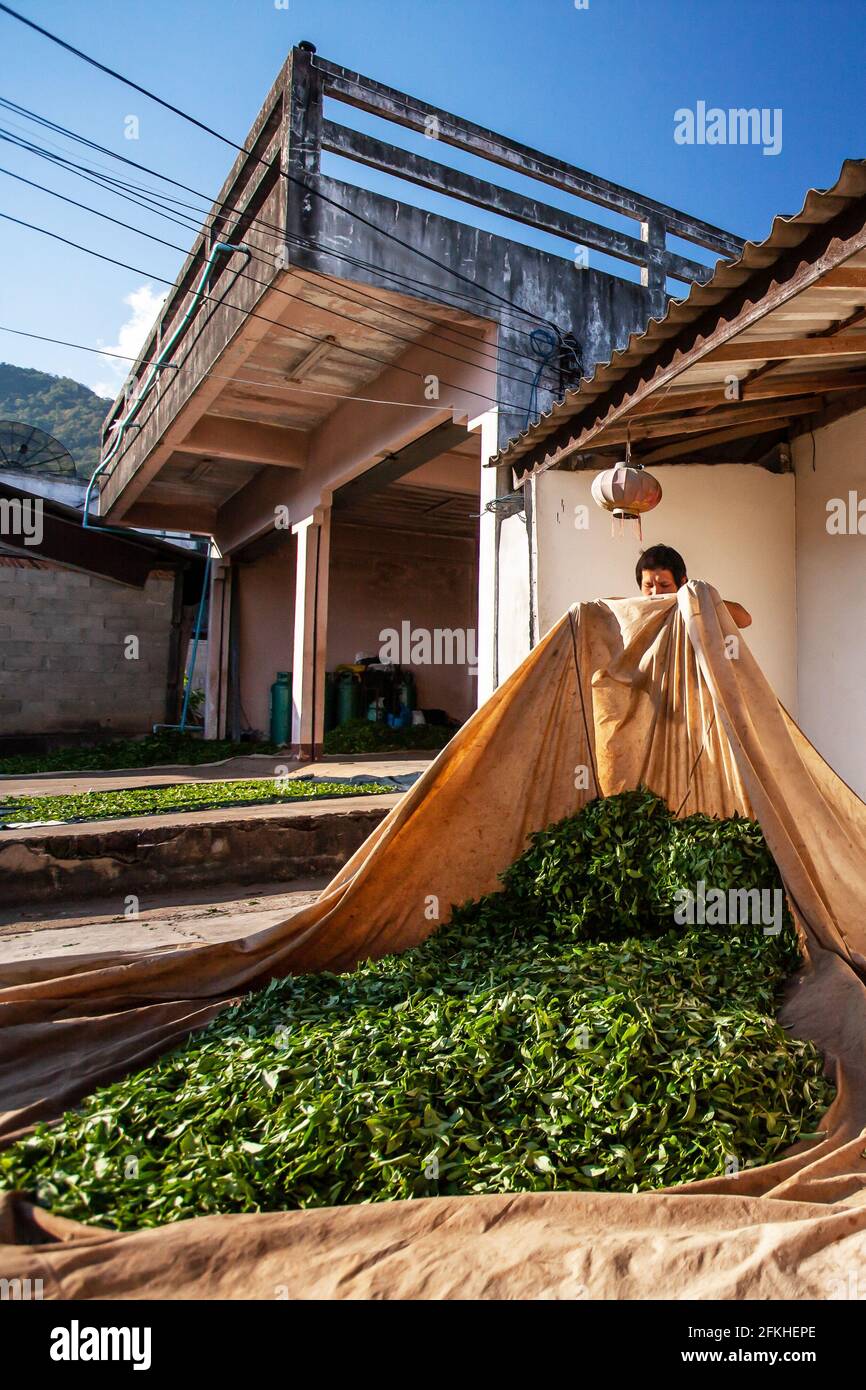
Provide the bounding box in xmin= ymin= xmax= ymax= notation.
xmin=0 ymin=878 xmax=330 ymax=961
xmin=0 ymin=796 xmax=396 ymax=910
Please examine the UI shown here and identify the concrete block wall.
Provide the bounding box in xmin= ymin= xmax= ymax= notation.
xmin=0 ymin=560 xmax=176 ymax=736
xmin=327 ymin=522 xmax=479 ymax=722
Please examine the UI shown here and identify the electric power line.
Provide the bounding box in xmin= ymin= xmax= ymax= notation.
xmin=0 ymin=208 xmax=530 ymax=411
xmin=0 ymin=208 xmax=533 ymax=479
xmin=0 ymin=161 xmax=546 ymax=394
xmin=0 ymin=98 xmax=550 ymax=350
xmin=0 ymin=117 xmax=553 ymax=388
xmin=0 ymin=324 xmax=461 ymax=412
xmin=0 ymin=2 xmax=555 ymax=328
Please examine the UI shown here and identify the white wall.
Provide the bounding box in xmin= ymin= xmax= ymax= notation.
xmin=533 ymin=464 xmax=798 ymax=710
xmin=794 ymin=406 xmax=866 ymax=798
xmin=497 ymin=510 xmax=531 ymax=684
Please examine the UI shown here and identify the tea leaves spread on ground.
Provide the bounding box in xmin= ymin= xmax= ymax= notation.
xmin=0 ymin=791 xmax=833 ymax=1229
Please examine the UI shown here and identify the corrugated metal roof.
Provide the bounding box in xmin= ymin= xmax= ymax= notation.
xmin=0 ymin=552 xmax=53 ymax=570
xmin=496 ymin=159 xmax=866 ymax=478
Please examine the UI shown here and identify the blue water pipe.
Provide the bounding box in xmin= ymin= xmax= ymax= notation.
xmin=83 ymin=239 xmax=251 ymax=531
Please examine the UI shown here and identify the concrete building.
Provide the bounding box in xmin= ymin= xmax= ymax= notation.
xmin=497 ymin=160 xmax=866 ymax=797
xmin=94 ymin=44 xmax=740 ymax=752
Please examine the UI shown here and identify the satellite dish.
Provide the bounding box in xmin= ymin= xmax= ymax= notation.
xmin=0 ymin=420 xmax=76 ymax=477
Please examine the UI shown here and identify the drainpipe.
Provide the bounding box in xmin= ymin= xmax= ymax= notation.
xmin=83 ymin=240 xmax=252 ymax=530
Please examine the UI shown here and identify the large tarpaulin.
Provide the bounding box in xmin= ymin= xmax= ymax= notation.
xmin=2 ymin=581 xmax=866 ymax=1299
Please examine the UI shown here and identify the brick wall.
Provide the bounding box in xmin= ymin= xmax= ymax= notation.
xmin=0 ymin=559 xmax=176 ymax=736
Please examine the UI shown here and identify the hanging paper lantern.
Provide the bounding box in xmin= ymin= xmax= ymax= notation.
xmin=591 ymin=461 xmax=662 ymax=538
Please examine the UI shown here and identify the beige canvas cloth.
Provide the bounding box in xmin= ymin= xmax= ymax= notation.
xmin=2 ymin=580 xmax=866 ymax=1299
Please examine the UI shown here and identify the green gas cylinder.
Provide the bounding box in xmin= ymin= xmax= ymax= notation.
xmin=336 ymin=672 xmax=361 ymax=726
xmin=269 ymin=671 xmax=292 ymax=745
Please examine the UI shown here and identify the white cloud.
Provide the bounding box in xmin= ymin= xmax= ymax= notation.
xmin=92 ymin=284 xmax=167 ymax=398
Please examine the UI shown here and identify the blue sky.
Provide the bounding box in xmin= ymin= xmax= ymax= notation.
xmin=1 ymin=0 xmax=864 ymax=399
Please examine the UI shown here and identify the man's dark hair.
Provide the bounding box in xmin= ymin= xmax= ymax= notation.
xmin=635 ymin=544 xmax=687 ymax=588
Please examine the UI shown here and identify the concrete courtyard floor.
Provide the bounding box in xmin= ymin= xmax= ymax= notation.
xmin=0 ymin=752 xmax=437 ymax=964
xmin=0 ymin=876 xmax=330 ymax=963
xmin=0 ymin=749 xmax=437 ymax=798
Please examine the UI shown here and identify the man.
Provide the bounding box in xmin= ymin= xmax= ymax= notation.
xmin=635 ymin=543 xmax=752 ymax=629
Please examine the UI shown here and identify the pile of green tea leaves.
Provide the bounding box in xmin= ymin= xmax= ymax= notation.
xmin=322 ymin=717 xmax=454 ymax=755
xmin=0 ymin=790 xmax=833 ymax=1229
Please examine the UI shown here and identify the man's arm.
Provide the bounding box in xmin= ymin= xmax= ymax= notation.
xmin=723 ymin=600 xmax=752 ymax=629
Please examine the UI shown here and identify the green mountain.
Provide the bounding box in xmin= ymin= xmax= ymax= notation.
xmin=0 ymin=362 xmax=112 ymax=480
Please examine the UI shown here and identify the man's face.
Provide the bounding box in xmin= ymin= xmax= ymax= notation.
xmin=640 ymin=566 xmax=683 ymax=597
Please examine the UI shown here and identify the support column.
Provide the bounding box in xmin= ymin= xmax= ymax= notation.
xmin=204 ymin=558 xmax=231 ymax=740
xmin=291 ymin=509 xmax=331 ymax=756
xmin=475 ymin=408 xmax=500 ymax=706
xmin=284 ymin=43 xmax=323 ymax=272
xmin=164 ymin=567 xmax=185 ymax=725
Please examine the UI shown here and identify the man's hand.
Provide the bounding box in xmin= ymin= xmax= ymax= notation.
xmin=614 ymin=590 xmax=753 ymax=628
